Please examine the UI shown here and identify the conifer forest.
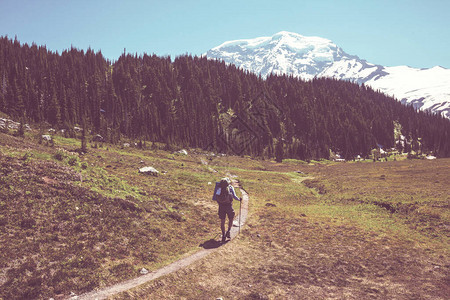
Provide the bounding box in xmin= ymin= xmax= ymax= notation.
xmin=1 ymin=36 xmax=449 ymax=159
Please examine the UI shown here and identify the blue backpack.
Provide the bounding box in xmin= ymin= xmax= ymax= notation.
xmin=214 ymin=179 xmax=232 ymax=204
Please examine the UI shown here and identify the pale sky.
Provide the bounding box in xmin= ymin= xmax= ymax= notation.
xmin=0 ymin=0 xmax=448 ymax=68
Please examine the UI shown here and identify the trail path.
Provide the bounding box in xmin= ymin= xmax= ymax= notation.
xmin=78 ymin=181 xmax=248 ymax=300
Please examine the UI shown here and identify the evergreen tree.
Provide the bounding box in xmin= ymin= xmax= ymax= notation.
xmin=0 ymin=36 xmax=449 ymax=159
xmin=47 ymin=84 xmax=61 ymax=126
xmin=275 ymin=138 xmax=284 ymax=163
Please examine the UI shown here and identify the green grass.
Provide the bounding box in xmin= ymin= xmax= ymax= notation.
xmin=78 ymin=164 xmax=146 ymax=201
xmin=282 ymin=158 xmax=308 ymax=164
xmin=172 ymin=169 xmax=216 ymax=187
xmin=52 ymin=135 xmax=82 ymax=148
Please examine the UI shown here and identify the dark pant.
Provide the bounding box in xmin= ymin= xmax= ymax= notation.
xmin=218 ymin=204 xmax=235 ymax=220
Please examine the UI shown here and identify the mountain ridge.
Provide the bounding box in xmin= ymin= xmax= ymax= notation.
xmin=206 ymin=31 xmax=450 ymax=118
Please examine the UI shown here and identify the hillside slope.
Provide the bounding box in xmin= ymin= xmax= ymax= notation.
xmin=1 ymin=129 xmax=448 ymax=299
xmin=0 ymin=131 xmax=222 ymax=299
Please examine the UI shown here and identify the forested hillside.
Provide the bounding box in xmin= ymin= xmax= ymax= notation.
xmin=1 ymin=36 xmax=449 ymax=159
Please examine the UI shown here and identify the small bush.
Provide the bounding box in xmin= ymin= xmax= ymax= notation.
xmin=68 ymin=156 xmax=79 ymax=166
xmin=166 ymin=211 xmax=186 ymax=222
xmin=21 ymin=152 xmax=33 ymax=165
xmin=54 ymin=151 xmax=66 ymax=161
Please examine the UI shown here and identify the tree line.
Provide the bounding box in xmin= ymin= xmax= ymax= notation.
xmin=1 ymin=36 xmax=449 ymax=159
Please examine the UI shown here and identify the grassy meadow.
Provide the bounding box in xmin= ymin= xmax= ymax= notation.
xmin=0 ymin=130 xmax=448 ymax=299
xmin=115 ymin=156 xmax=449 ymax=299
xmin=0 ymin=132 xmax=225 ymax=299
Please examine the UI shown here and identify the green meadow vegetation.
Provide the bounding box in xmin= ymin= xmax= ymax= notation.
xmin=0 ymin=130 xmax=449 ymax=299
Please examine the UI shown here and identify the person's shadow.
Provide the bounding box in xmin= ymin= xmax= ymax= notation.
xmin=199 ymin=238 xmax=224 ymax=249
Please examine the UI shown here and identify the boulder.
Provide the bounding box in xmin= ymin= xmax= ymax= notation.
xmin=139 ymin=166 xmax=159 ymax=176
xmin=42 ymin=135 xmax=52 ymax=141
xmin=177 ymin=149 xmax=188 ymax=155
xmin=0 ymin=118 xmax=27 ymax=130
xmin=92 ymin=134 xmax=104 ymax=142
xmin=8 ymin=120 xmax=19 ymax=130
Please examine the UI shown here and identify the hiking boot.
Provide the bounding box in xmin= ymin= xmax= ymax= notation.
xmin=226 ymin=230 xmax=231 ymax=239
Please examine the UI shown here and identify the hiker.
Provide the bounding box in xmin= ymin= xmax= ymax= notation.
xmin=216 ymin=177 xmax=242 ymax=242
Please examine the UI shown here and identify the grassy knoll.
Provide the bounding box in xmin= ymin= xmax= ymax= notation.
xmin=0 ymin=132 xmax=224 ymax=299
xmin=115 ymin=157 xmax=449 ymax=299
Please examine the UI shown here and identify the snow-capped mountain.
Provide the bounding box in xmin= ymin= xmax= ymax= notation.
xmin=206 ymin=31 xmax=450 ymax=119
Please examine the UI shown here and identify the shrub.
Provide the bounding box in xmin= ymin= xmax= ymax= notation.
xmin=54 ymin=151 xmax=66 ymax=161
xmin=166 ymin=211 xmax=186 ymax=222
xmin=21 ymin=152 xmax=33 ymax=164
xmin=68 ymin=156 xmax=79 ymax=166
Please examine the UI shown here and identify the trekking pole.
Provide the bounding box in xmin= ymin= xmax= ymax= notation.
xmin=239 ymin=197 xmax=242 ymax=234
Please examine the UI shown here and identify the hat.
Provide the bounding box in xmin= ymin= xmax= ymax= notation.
xmin=221 ymin=177 xmax=231 ymax=185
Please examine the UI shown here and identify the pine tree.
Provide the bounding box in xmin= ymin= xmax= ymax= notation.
xmin=47 ymin=84 xmax=61 ymax=126
xmin=275 ymin=138 xmax=284 ymax=162
xmin=0 ymin=36 xmax=449 ymax=159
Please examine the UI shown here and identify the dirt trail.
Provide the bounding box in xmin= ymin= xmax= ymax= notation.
xmin=77 ymin=181 xmax=248 ymax=300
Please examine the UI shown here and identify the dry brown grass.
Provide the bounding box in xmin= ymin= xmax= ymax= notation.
xmin=0 ymin=132 xmax=221 ymax=299
xmin=113 ymin=158 xmax=449 ymax=299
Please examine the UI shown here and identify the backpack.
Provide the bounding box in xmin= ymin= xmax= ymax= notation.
xmin=216 ymin=179 xmax=232 ymax=205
